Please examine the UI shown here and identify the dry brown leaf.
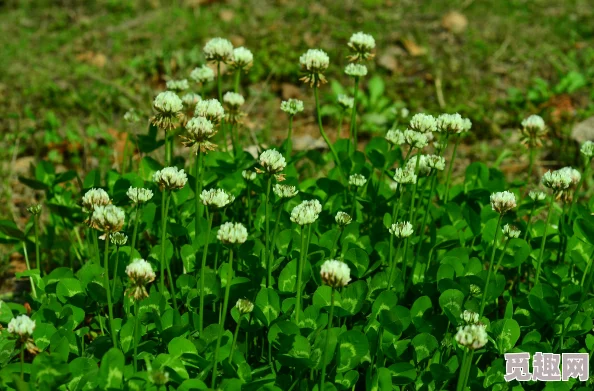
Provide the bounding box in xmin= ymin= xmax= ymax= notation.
xmin=219 ymin=9 xmax=234 ymax=22
xmin=442 ymin=11 xmax=468 ymax=34
xmin=75 ymin=51 xmax=107 ymax=68
xmin=401 ymin=38 xmax=426 ymax=56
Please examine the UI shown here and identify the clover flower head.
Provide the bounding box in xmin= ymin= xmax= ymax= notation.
xmin=153 ymin=167 xmax=188 ymax=191
xmin=490 ymin=191 xmax=517 ymax=214
xmin=406 ymin=155 xmax=431 ymax=176
xmin=409 ymin=113 xmax=437 ymax=133
xmin=200 ymin=188 xmax=235 ymax=209
xmin=125 ymin=258 xmax=156 ymax=300
xmin=349 ymin=174 xmax=367 ymax=187
xmin=386 ymin=128 xmax=406 ymax=146
xmin=347 ymin=32 xmax=376 ymax=62
xmin=521 ymin=114 xmax=546 ymax=132
xmin=580 ymin=140 xmax=594 ymax=158
xmin=502 ymin=224 xmax=521 ymax=239
xmin=27 ymin=204 xmax=42 ymax=215
xmin=273 ymin=184 xmax=298 ymax=199
xmin=91 ymin=205 xmax=126 ymax=233
xmin=461 ymin=310 xmax=479 ymax=325
xmin=335 ymin=211 xmax=352 ymax=228
xmin=393 ymin=167 xmax=417 ymax=184
xmin=528 ymin=191 xmax=546 ymax=201
xmin=181 ymin=93 xmax=201 ymax=107
xmin=290 ymin=199 xmax=322 ymax=225
xmin=455 ymin=324 xmax=488 ymax=350
xmin=236 ymin=298 xmax=254 ymax=315
xmin=426 ymin=155 xmax=446 ymax=171
xmin=242 ymin=170 xmax=256 ymax=182
xmin=194 ymin=99 xmax=225 ymax=124
xmin=404 ymin=129 xmax=429 ymax=149
xmin=8 ymin=315 xmax=35 ymax=338
xmin=520 ymin=114 xmax=547 ymax=147
xmin=337 ymin=94 xmax=354 ymax=110
xmin=182 ymin=116 xmax=217 ymax=154
xmin=542 ymin=169 xmax=572 ymax=193
xmin=166 ymin=79 xmax=189 ymax=92
xmin=82 ymin=188 xmax=111 ymax=214
xmin=320 ymin=259 xmax=351 ymax=288
xmin=124 ymin=109 xmax=140 ymax=123
xmin=299 ymin=49 xmax=330 ymax=86
xmin=151 ymin=91 xmax=184 ymax=131
xmin=558 ymin=166 xmax=581 ymax=187
xmin=437 ymin=113 xmax=472 ymax=134
xmin=190 ymin=65 xmax=215 ymax=84
xmin=149 ymin=369 xmax=170 ymax=386
xmin=389 ymin=221 xmax=414 ymax=238
xmin=433 ymin=141 xmax=447 ymax=154
xmin=281 ymin=99 xmax=304 ymax=115
xmin=110 ymin=232 xmax=128 ymax=246
xmin=127 ymin=187 xmax=154 ymax=204
xmin=223 ymin=91 xmax=245 ymax=108
xmin=345 ymin=63 xmax=368 ymax=77
xmin=217 ymin=222 xmax=248 ymax=245
xmin=231 ymin=47 xmax=254 ymax=70
xmin=203 ymin=37 xmax=234 ymax=63
xmin=258 ymin=149 xmax=286 ymax=175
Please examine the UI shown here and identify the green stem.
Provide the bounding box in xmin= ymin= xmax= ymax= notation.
xmin=229 ymin=314 xmax=243 ymax=364
xmin=195 ymin=151 xmax=204 ymax=246
xmin=535 ymin=198 xmax=555 ymax=282
xmin=286 ymin=115 xmax=294 ymax=158
xmin=295 ymin=225 xmax=307 ymax=323
xmin=103 ymin=233 xmax=117 ymax=348
xmin=492 ymin=240 xmax=510 ymax=278
xmin=21 ymin=242 xmax=37 ymax=299
xmin=330 ymin=228 xmax=343 ymax=259
xmin=160 ymin=191 xmax=168 ymax=295
xmin=20 ymin=344 xmax=24 ymax=380
xmin=313 ymin=82 xmax=345 ymax=181
xmin=268 ymin=205 xmax=283 ymax=287
xmin=444 ymin=136 xmax=460 ymax=203
xmin=388 ymin=240 xmax=403 ymax=291
xmin=112 ymin=246 xmax=120 ymax=297
xmin=92 ymin=229 xmax=100 ymax=264
xmin=414 ymin=172 xmax=438 ymax=268
xmin=246 ymin=182 xmax=252 ymax=230
xmin=522 ymin=203 xmax=536 ymax=241
xmin=569 ymin=164 xmax=590 ymax=222
xmin=527 ymin=147 xmax=536 ymax=181
xmin=199 ymin=210 xmax=214 ymax=332
xmin=130 ymin=204 xmax=141 ymax=257
xmin=212 ymin=248 xmax=234 ymax=389
xmin=350 ymin=77 xmax=360 ymax=152
xmin=33 ymin=214 xmax=41 ymax=276
xmin=455 ymin=349 xmax=468 ymax=391
xmin=265 ymin=176 xmax=273 ymax=287
xmin=319 ymin=287 xmax=335 ymax=391
xmin=460 ymin=350 xmax=474 ymax=391
xmin=478 ymin=215 xmax=502 ymax=318
xmin=234 ymin=70 xmax=240 ymax=93
xmin=134 ymin=301 xmax=139 ymax=372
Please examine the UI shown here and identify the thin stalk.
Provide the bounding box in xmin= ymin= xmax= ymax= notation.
xmin=522 ymin=203 xmax=536 ymax=241
xmin=130 ymin=204 xmax=141 ymax=257
xmin=414 ymin=172 xmax=438 ymax=267
xmin=478 ymin=215 xmax=503 ymax=317
xmin=199 ymin=210 xmax=214 ymax=332
xmin=460 ymin=350 xmax=475 ymax=391
xmin=319 ymin=287 xmax=335 ymax=391
xmin=350 ymin=187 xmax=358 ymax=220
xmin=112 ymin=245 xmax=120 ymax=297
xmin=569 ymin=164 xmax=590 ymax=222
xmin=330 ymin=228 xmax=343 ymax=259
xmin=92 ymin=230 xmax=100 ymax=264
xmin=212 ymin=248 xmax=234 ymax=389
xmin=337 ymin=111 xmax=344 ymax=141
xmin=295 ymin=225 xmax=307 ymax=323
xmin=20 ymin=345 xmax=24 ymax=380
xmin=103 ymin=233 xmax=117 ymax=348
xmin=229 ymin=314 xmax=243 ymax=364
xmin=313 ymin=82 xmax=345 ymax=181
xmin=160 ymin=191 xmax=169 ymax=295
xmin=195 ymin=151 xmax=204 ymax=246
xmin=402 ymin=154 xmax=422 ymax=291
xmin=388 ymin=240 xmax=403 ymax=292
xmin=234 ymin=70 xmax=241 ymax=93
xmin=265 ymin=176 xmax=273 ymax=287
xmin=492 ymin=240 xmax=510 ymax=278
xmin=444 ymin=136 xmax=461 ymax=203
xmin=246 ymin=182 xmax=252 ymax=230
xmin=165 ymin=132 xmax=172 ymax=166
xmin=33 ymin=214 xmax=42 ymax=276
xmin=286 ymin=115 xmax=294 ymax=158
xmin=21 ymin=242 xmax=37 ymax=298
xmin=268 ymin=205 xmax=283 ymax=287
xmin=527 ymin=147 xmax=536 ymax=181
xmin=455 ymin=349 xmax=468 ymax=391
xmin=134 ymin=301 xmax=139 ymax=372
xmin=534 ymin=198 xmax=555 ymax=282
xmin=350 ymin=77 xmax=360 ymax=152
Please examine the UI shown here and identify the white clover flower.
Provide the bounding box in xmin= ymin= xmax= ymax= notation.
xmin=404 ymin=129 xmax=429 ymax=149
xmin=426 ymin=155 xmax=446 ymax=171
xmin=151 ymin=91 xmax=184 ymax=131
xmin=91 ymin=205 xmax=126 ymax=233
xmin=242 ymin=170 xmax=256 ymax=182
xmin=337 ymin=94 xmax=354 ymax=110
xmin=433 ymin=141 xmax=446 ymax=154
xmin=273 ymin=184 xmax=298 ymax=199
xmin=558 ymin=166 xmax=581 ymax=187
xmin=236 ymin=298 xmax=254 ymax=315
xmin=217 ymin=222 xmax=248 ymax=244
xmin=290 ymin=199 xmax=322 ymax=225
xmin=344 ymin=63 xmax=368 ymax=77
xmin=528 ymin=191 xmax=546 ymax=201
xmin=409 ymin=113 xmax=437 ymax=133
xmin=8 ymin=315 xmax=35 ymax=338
xmin=490 ymin=191 xmax=517 ymax=214
xmin=406 ymin=155 xmax=431 ymax=176
xmin=231 ymin=47 xmax=254 ymax=70
xmin=281 ymin=99 xmax=304 ymax=116
xmin=82 ymin=188 xmax=111 ymax=213
xmin=455 ymin=324 xmax=488 ymax=350
xmin=437 ymin=113 xmax=472 ymax=134
xmin=127 ymin=187 xmax=154 ymax=204
xmin=258 ymin=149 xmax=286 ymax=175
xmin=347 ymin=32 xmax=376 ymax=62
xmin=181 ymin=93 xmax=201 ymax=107
xmin=400 ymin=107 xmax=410 ymax=118
xmin=153 ymin=167 xmax=188 ymax=191
xmin=393 ymin=168 xmax=417 ymax=184
xmin=182 ymin=116 xmax=218 ymax=154
xmin=124 ymin=109 xmax=140 ymax=123
xmin=299 ymin=49 xmax=330 ymax=86
xmin=502 ymin=224 xmax=521 ymax=239
xmin=542 ymin=170 xmax=572 ymax=193
xmin=580 ymin=140 xmax=594 ymax=159
xmin=223 ymin=92 xmax=245 ymax=108
xmin=166 ymin=79 xmax=189 ymax=92
xmin=521 ymin=115 xmax=546 ymax=132
xmin=349 ymin=174 xmax=367 ymax=187
xmin=335 ymin=211 xmax=352 ymax=228
xmin=320 ymin=259 xmax=351 ymax=288
xmin=385 ymin=128 xmax=406 ymax=145
xmin=111 ymin=232 xmax=128 ymax=246
xmin=201 ymin=188 xmax=235 ymax=209
xmin=125 ymin=258 xmax=156 ymax=300
xmin=203 ymin=37 xmax=234 ymax=63
xmin=520 ymin=114 xmax=547 ymax=147
xmin=195 ymin=99 xmax=225 ymax=124
xmin=190 ymin=65 xmax=215 ymax=84
xmin=389 ymin=221 xmax=414 ymax=238
xmin=461 ymin=310 xmax=479 ymax=325
xmin=27 ymin=204 xmax=42 ymax=215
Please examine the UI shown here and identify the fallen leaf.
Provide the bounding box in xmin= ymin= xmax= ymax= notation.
xmin=442 ymin=11 xmax=468 ymax=34
xmin=219 ymin=9 xmax=234 ymax=22
xmin=401 ymin=38 xmax=426 ymax=56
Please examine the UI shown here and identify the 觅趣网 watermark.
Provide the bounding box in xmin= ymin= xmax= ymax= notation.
xmin=504 ymin=352 xmax=589 ymax=382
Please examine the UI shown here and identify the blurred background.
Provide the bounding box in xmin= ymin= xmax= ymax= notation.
xmin=1 ymin=0 xmax=593 ymax=222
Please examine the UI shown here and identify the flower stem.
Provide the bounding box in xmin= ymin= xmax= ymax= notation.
xmin=160 ymin=191 xmax=168 ymax=295
xmin=313 ymin=83 xmax=345 ymax=181
xmin=20 ymin=344 xmax=24 ymax=380
xmin=535 ymin=197 xmax=555 ymax=282
xmin=21 ymin=242 xmax=37 ymax=299
xmin=295 ymin=225 xmax=307 ymax=323
xmin=568 ymin=163 xmax=590 ymax=222
xmin=112 ymin=245 xmax=120 ymax=297
xmin=234 ymin=70 xmax=241 ymax=93
xmin=130 ymin=204 xmax=141 ymax=257
xmin=92 ymin=229 xmax=100 ymax=264
xmin=195 ymin=151 xmax=204 ymax=247
xmin=33 ymin=214 xmax=42 ymax=276
xmin=523 ymin=203 xmax=536 ymax=241
xmin=268 ymin=205 xmax=283 ymax=288
xmin=350 ymin=77 xmax=360 ymax=153
xmin=164 ymin=192 xmax=178 ymax=311
xmin=319 ymin=287 xmax=335 ymax=391
xmin=286 ymin=115 xmax=294 ymax=159
xmin=212 ymin=248 xmax=234 ymax=389
xmin=478 ymin=215 xmax=502 ymax=318
xmin=388 ymin=240 xmax=403 ymax=292
xmin=444 ymin=136 xmax=460 ymax=203
xmin=457 ymin=349 xmax=474 ymax=391
xmin=134 ymin=301 xmax=139 ymax=372
xmin=414 ymin=171 xmax=438 ymax=267
xmin=229 ymin=314 xmax=243 ymax=365
xmin=199 ymin=210 xmax=214 ymax=332
xmin=265 ymin=176 xmax=273 ymax=287
xmin=527 ymin=147 xmax=536 ymax=181
xmin=103 ymin=233 xmax=117 ymax=348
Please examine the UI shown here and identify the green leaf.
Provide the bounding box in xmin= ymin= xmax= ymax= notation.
xmin=490 ymin=318 xmax=521 ymax=354
xmin=0 ymin=300 xmax=14 ymax=323
xmin=337 ymin=330 xmax=369 ymax=373
xmin=439 ymin=289 xmax=465 ymax=324
xmin=255 ymin=287 xmax=280 ymax=327
xmin=344 ymin=247 xmax=369 ymax=278
xmin=340 ymin=280 xmax=368 ymax=315
xmin=412 ymin=333 xmax=439 ymax=363
xmin=99 ymin=348 xmax=125 ymax=389
xmin=388 ymin=362 xmax=417 ymax=385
